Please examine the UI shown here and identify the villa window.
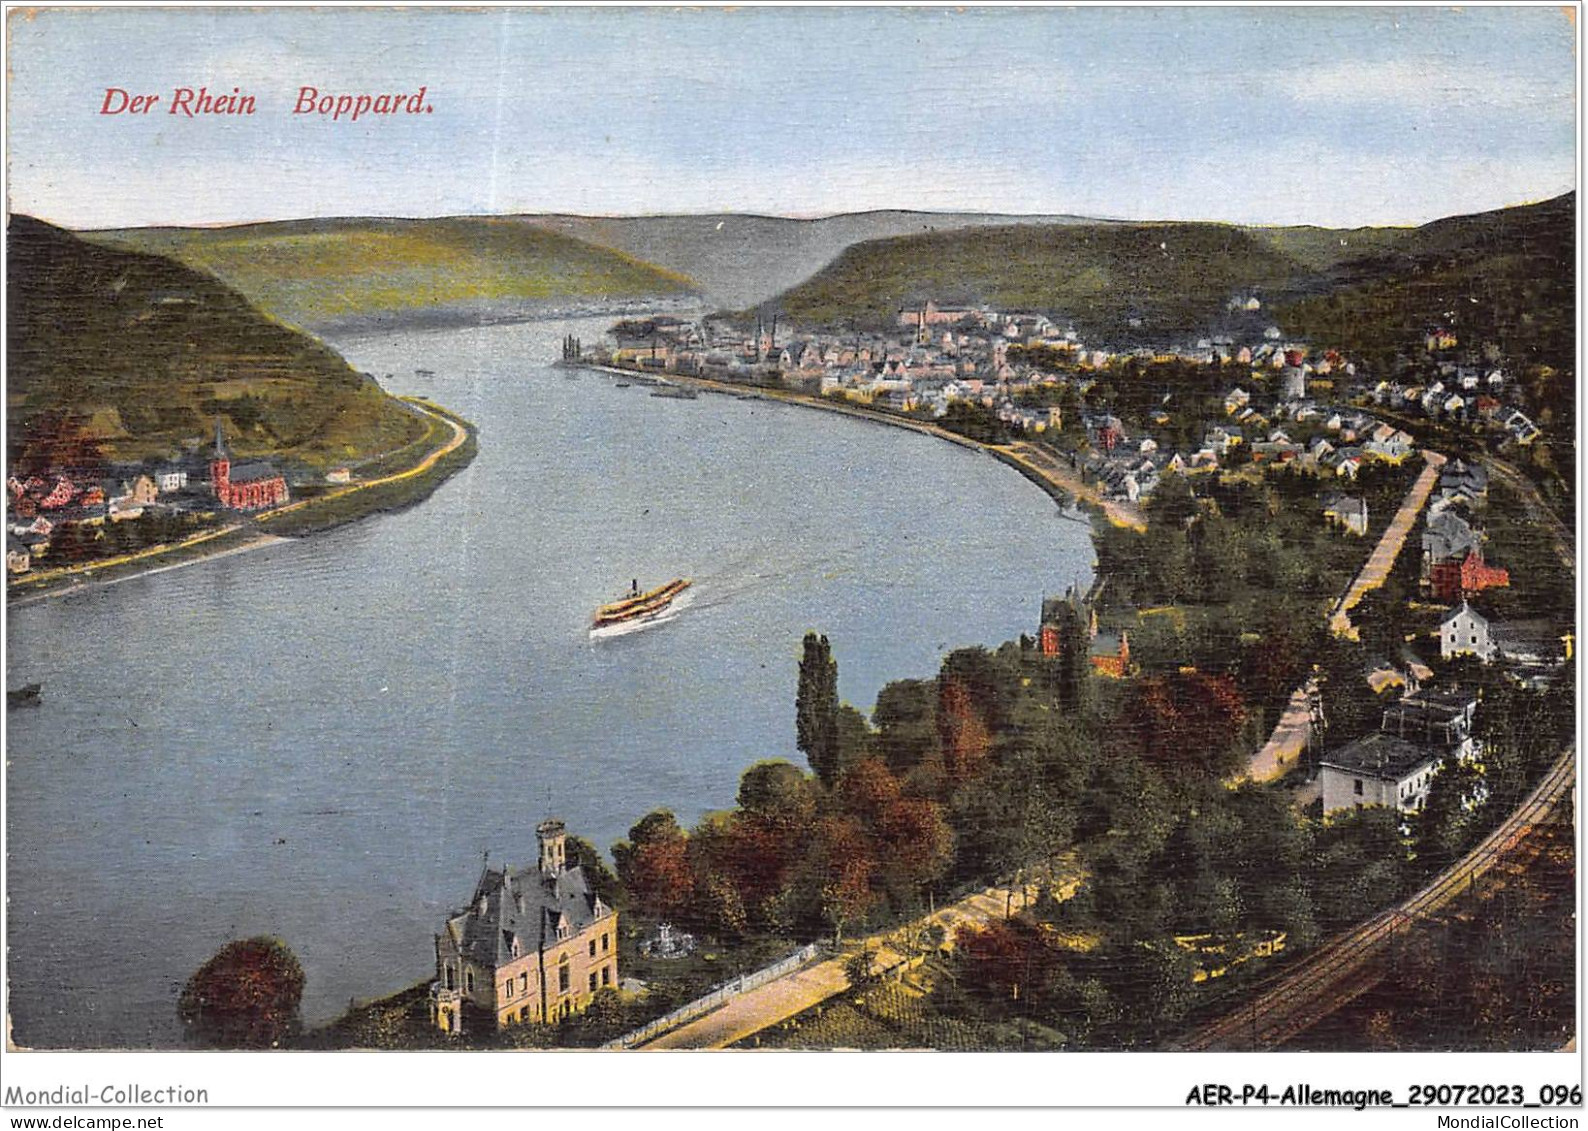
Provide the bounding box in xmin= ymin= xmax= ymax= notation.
xmin=589 ymin=972 xmax=598 ymax=993
xmin=444 ymin=965 xmax=455 ymax=991
xmin=602 ymin=966 xmax=611 ymax=987
xmin=602 ymin=933 xmax=610 ymax=953
xmin=1353 ymin=778 xmax=1363 ymax=796
xmin=559 ymin=963 xmax=570 ymax=993
xmin=519 ymin=972 xmax=528 ymax=994
xmin=465 ymin=970 xmax=475 ymax=993
xmin=589 ymin=939 xmax=597 ymax=958
xmin=504 ymin=980 xmax=514 ymax=1000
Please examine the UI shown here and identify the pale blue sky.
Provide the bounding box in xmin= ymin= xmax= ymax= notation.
xmin=5 ymin=5 xmax=1578 ymax=229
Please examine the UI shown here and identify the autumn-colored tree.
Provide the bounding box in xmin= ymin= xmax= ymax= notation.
xmin=1126 ymin=670 xmax=1248 ymax=779
xmin=833 ymin=757 xmax=902 ymax=821
xmin=953 ymin=921 xmax=1069 ymax=1015
xmin=611 ymin=810 xmax=695 ymax=925
xmin=937 ymin=677 xmax=993 ymax=784
xmin=832 ymin=758 xmax=952 ymax=906
xmin=10 ymin=410 xmax=108 ymax=479
xmin=178 ymin=937 xmax=305 ymax=1048
xmin=808 ymin=814 xmax=878 ymax=944
xmin=875 ymin=795 xmax=954 ymax=894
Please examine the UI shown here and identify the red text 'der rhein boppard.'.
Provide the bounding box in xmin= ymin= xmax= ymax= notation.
xmin=97 ymin=86 xmax=432 ymax=120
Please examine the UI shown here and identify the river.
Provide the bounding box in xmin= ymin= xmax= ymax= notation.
xmin=5 ymin=316 xmax=1093 ymax=1047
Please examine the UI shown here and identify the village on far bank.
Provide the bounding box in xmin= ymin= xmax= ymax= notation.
xmin=3 ymin=391 xmax=452 ymax=587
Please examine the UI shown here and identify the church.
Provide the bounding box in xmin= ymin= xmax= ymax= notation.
xmin=209 ymin=420 xmax=289 ymax=511
xmin=430 ymin=819 xmax=618 ymax=1035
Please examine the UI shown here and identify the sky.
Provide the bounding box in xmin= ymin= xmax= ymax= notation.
xmin=4 ymin=5 xmax=1579 ymax=229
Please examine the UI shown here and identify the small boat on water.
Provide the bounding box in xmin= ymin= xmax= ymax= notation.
xmin=8 ymin=682 xmax=41 ymax=709
xmin=615 ymin=381 xmax=632 ymax=388
xmin=415 ymin=368 xmax=436 ymax=378
xmin=593 ymin=578 xmax=691 ymax=630
xmin=651 ymin=385 xmax=698 ymax=400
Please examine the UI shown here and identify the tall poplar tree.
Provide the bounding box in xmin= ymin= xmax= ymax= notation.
xmin=796 ymin=631 xmax=841 ymax=787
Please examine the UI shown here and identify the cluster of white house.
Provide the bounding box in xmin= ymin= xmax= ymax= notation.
xmin=1314 ymin=603 xmax=1570 ymax=820
xmin=1318 ymin=688 xmax=1480 ymax=816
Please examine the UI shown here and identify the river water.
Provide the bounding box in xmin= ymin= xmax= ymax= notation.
xmin=5 ymin=316 xmax=1093 ymax=1047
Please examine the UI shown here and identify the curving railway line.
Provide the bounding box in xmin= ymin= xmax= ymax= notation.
xmin=1172 ymin=742 xmax=1576 ymax=1051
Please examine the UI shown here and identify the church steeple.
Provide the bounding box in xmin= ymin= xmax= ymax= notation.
xmin=209 ymin=417 xmax=232 ymax=507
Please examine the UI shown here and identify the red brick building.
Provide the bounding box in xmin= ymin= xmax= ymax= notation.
xmin=1429 ymin=547 xmax=1509 ymax=602
xmin=209 ymin=421 xmax=288 ymax=511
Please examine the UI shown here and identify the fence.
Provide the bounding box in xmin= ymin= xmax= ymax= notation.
xmin=603 ymin=943 xmax=821 ymax=1049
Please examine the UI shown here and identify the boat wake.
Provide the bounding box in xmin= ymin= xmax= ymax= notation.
xmin=585 ymin=542 xmax=867 ymax=641
xmin=588 ymin=588 xmax=693 ymax=641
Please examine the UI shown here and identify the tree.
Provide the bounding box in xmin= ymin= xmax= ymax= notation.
xmin=178 ymin=937 xmax=305 ymax=1048
xmin=1126 ymin=671 xmax=1248 ymax=779
xmin=844 ymin=949 xmax=880 ymax=989
xmin=1042 ymin=596 xmax=1091 ymax=714
xmin=611 ymin=810 xmax=695 ymax=925
xmin=737 ymin=759 xmax=815 ymax=820
xmin=807 ymin=815 xmax=878 ymax=944
xmin=796 ymin=632 xmax=841 ymax=787
xmin=871 ymin=678 xmax=940 ymax=779
xmin=564 ymin=835 xmax=623 ymax=911
xmin=835 ymin=704 xmax=875 ymax=768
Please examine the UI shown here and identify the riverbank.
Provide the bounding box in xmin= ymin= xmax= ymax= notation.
xmin=6 ymin=397 xmax=476 ymax=603
xmin=577 ymin=362 xmax=1146 ymax=531
xmin=305 ymin=295 xmax=703 ymax=338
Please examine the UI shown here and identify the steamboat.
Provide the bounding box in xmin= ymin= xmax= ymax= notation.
xmin=592 ymin=578 xmax=692 ymax=630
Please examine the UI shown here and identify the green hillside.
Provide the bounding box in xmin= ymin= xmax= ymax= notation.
xmin=767 ymin=196 xmax=1574 ymax=372
xmin=7 ymin=215 xmax=426 ymax=469
xmin=88 ymin=217 xmax=699 ymax=331
xmin=769 ymin=221 xmax=1313 ymax=337
xmin=1239 ymin=223 xmax=1409 ymax=274
xmin=1271 ymin=193 xmax=1574 ymax=377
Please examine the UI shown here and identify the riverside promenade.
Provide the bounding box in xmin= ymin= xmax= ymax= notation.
xmin=637 ymin=861 xmax=1086 ymax=1050
xmin=637 ymin=884 xmax=1031 ymax=1050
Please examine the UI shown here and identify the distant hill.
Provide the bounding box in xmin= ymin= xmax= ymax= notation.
xmin=767 ymin=221 xmax=1314 ymax=338
xmin=7 ymin=215 xmax=426 ymax=469
xmin=1270 ymin=193 xmax=1574 ymax=377
xmin=525 ymin=211 xmax=1096 ymax=309
xmin=87 ymin=217 xmax=700 ymax=332
xmin=764 ymin=195 xmax=1575 ymax=356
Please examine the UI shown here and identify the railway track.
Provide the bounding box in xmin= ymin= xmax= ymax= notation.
xmin=1171 ymin=743 xmax=1575 ymax=1050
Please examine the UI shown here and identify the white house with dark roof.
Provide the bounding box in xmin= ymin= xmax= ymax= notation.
xmin=1322 ymin=494 xmax=1369 ymax=537
xmin=1440 ymin=600 xmax=1494 ymax=662
xmin=1320 ymin=733 xmax=1441 ymax=815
